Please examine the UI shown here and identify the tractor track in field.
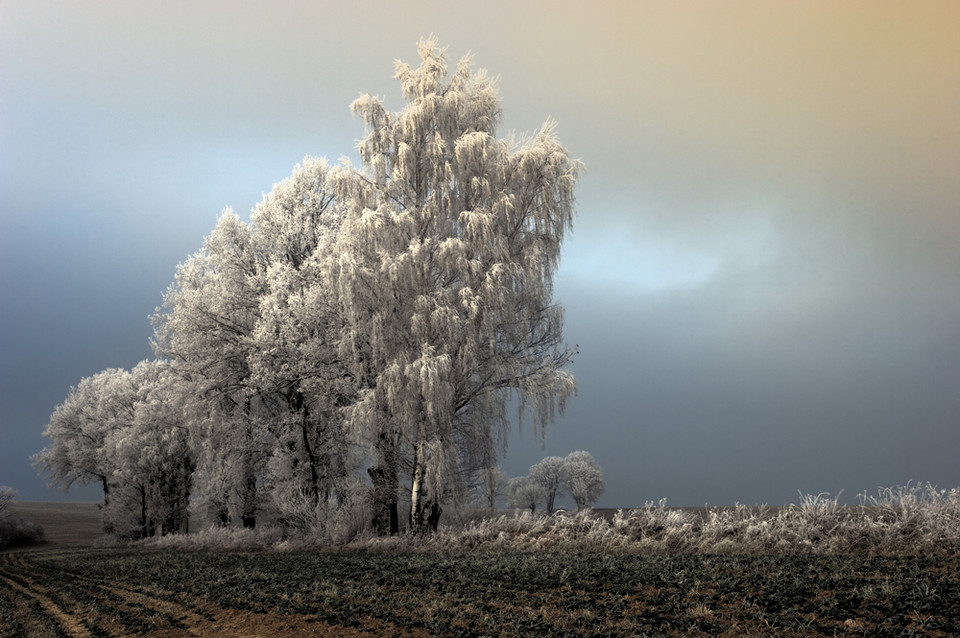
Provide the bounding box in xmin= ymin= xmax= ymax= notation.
xmin=6 ymin=545 xmax=960 ymax=637
xmin=1 ymin=553 xmax=91 ymax=638
xmin=0 ymin=551 xmax=429 ymax=637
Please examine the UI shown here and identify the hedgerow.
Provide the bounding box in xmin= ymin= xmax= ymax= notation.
xmin=329 ymin=483 xmax=955 ymax=555
xmin=130 ymin=482 xmax=959 ymax=555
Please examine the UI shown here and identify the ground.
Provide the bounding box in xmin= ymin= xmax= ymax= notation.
xmin=3 ymin=503 xmax=958 ymax=637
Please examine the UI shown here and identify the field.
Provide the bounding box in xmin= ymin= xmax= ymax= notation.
xmin=3 ymin=546 xmax=960 ymax=637
xmin=8 ymin=502 xmax=101 ymax=546
xmin=2 ymin=499 xmax=959 ymax=637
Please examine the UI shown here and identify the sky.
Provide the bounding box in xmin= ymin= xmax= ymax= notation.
xmin=2 ymin=1 xmax=958 ymax=508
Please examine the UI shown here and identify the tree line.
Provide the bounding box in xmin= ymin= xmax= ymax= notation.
xmin=34 ymin=39 xmax=580 ymax=539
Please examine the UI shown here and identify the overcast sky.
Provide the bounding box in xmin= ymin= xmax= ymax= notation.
xmin=2 ymin=1 xmax=958 ymax=507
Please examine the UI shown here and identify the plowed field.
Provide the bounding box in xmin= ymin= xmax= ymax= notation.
xmin=2 ymin=547 xmax=959 ymax=637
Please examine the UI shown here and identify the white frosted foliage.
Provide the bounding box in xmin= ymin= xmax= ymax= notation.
xmin=36 ymin=39 xmax=579 ymax=537
xmin=335 ymin=38 xmax=579 ymax=530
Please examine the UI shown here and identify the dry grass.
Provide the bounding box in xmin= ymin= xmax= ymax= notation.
xmin=351 ymin=483 xmax=960 ymax=555
xmin=18 ymin=483 xmax=960 ymax=556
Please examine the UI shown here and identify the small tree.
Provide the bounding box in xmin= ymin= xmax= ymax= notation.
xmin=561 ymin=451 xmax=605 ymax=510
xmin=0 ymin=486 xmax=44 ymax=550
xmin=528 ymin=456 xmax=566 ymax=513
xmin=507 ymin=476 xmax=546 ymax=514
xmin=34 ymin=368 xmax=139 ymax=532
xmin=0 ymin=486 xmax=15 ymax=521
xmin=475 ymin=466 xmax=508 ymax=513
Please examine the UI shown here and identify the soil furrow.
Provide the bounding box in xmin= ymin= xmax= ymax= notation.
xmin=4 ymin=556 xmax=429 ymax=637
xmin=0 ymin=572 xmax=90 ymax=638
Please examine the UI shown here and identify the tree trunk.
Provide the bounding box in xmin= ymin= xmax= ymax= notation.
xmin=368 ymin=464 xmax=399 ymax=535
xmin=388 ymin=501 xmax=399 ymax=536
xmin=99 ymin=475 xmax=113 ymax=534
xmin=139 ymin=484 xmax=150 ymax=538
xmin=240 ymin=399 xmax=258 ymax=529
xmin=368 ymin=427 xmax=400 ymax=535
xmin=410 ymin=441 xmax=426 ymax=532
xmin=180 ymin=455 xmax=194 ymax=533
xmin=410 ymin=439 xmax=443 ymax=534
xmin=215 ymin=489 xmax=230 ymax=527
xmin=546 ymin=487 xmax=557 ymax=514
xmin=241 ymin=452 xmax=257 ymax=529
xmin=292 ymin=392 xmax=321 ymax=503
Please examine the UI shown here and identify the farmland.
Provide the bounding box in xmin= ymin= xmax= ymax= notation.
xmin=8 ymin=502 xmax=100 ymax=546
xmin=3 ymin=494 xmax=960 ymax=637
xmin=2 ymin=546 xmax=959 ymax=637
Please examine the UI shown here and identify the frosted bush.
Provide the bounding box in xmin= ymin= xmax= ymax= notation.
xmin=859 ymin=482 xmax=960 ymax=553
xmin=699 ymin=504 xmax=773 ymax=552
xmin=141 ymin=526 xmax=281 ymax=551
xmin=0 ymin=486 xmax=45 ymax=550
xmin=613 ymin=500 xmax=695 ymax=544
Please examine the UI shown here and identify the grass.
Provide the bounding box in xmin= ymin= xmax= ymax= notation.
xmin=103 ymin=483 xmax=959 ymax=557
xmin=338 ymin=483 xmax=960 ymax=555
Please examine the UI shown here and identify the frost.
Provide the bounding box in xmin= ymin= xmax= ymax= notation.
xmin=36 ymin=39 xmax=578 ymax=540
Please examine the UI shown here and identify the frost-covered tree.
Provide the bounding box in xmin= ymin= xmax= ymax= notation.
xmin=561 ymin=451 xmax=605 ymax=510
xmin=34 ymin=368 xmax=139 ymax=531
xmin=36 ymin=362 xmax=196 ymax=537
xmin=39 ymin=38 xmax=580 ymax=541
xmin=152 ymin=210 xmax=265 ymax=527
xmin=110 ymin=361 xmax=194 ymax=536
xmin=334 ymin=38 xmax=579 ymax=533
xmin=0 ymin=486 xmax=14 ymax=520
xmin=528 ymin=456 xmax=567 ymax=513
xmin=459 ymin=464 xmax=508 ymax=513
xmin=247 ymin=158 xmax=358 ymax=531
xmin=475 ymin=465 xmax=508 ymax=512
xmin=154 ymin=158 xmax=358 ymax=533
xmin=507 ymin=475 xmax=547 ymax=514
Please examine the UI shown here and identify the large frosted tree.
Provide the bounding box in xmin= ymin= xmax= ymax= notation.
xmin=154 ymin=158 xmax=355 ymax=532
xmin=247 ymin=157 xmax=357 ymax=532
xmin=152 ymin=210 xmax=265 ymax=527
xmin=334 ymin=38 xmax=579 ymax=532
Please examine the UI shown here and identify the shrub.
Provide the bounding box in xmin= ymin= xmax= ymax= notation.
xmin=0 ymin=486 xmax=45 ymax=550
xmin=859 ymin=482 xmax=960 ymax=554
xmin=136 ymin=526 xmax=282 ymax=551
xmin=0 ymin=516 xmax=45 ymax=550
